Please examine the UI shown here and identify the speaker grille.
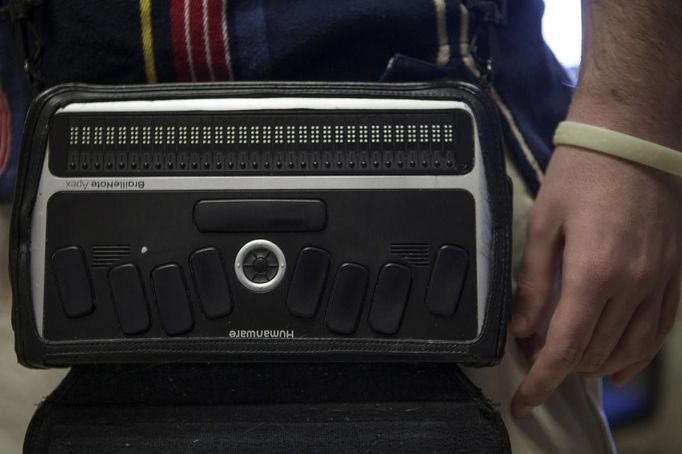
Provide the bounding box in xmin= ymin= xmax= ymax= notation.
xmin=390 ymin=243 xmax=430 ymax=266
xmin=91 ymin=245 xmax=131 ymax=269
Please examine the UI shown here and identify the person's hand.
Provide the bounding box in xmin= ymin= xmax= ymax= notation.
xmin=510 ymin=144 xmax=682 ymax=418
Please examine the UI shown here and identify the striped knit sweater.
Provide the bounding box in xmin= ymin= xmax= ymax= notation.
xmin=0 ymin=0 xmax=572 ymax=200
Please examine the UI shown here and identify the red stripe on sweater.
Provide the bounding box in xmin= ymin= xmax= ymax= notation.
xmin=170 ymin=0 xmax=192 ymax=81
xmin=189 ymin=0 xmax=210 ymax=81
xmin=207 ymin=0 xmax=230 ymax=80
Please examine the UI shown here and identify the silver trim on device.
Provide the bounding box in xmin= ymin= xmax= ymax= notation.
xmin=31 ymin=98 xmax=491 ymax=337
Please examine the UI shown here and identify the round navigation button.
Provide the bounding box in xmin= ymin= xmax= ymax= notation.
xmin=235 ymin=240 xmax=286 ymax=293
xmin=252 ymin=257 xmax=268 ymax=273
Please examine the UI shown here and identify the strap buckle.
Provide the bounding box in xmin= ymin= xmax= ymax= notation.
xmin=467 ymin=0 xmax=506 ymax=86
xmin=1 ymin=0 xmax=45 ymax=91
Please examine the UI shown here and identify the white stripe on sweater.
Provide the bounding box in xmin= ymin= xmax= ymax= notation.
xmin=202 ymin=0 xmax=216 ymax=80
xmin=433 ymin=0 xmax=451 ymax=65
xmin=184 ymin=0 xmax=197 ymax=81
xmin=222 ymin=0 xmax=232 ymax=78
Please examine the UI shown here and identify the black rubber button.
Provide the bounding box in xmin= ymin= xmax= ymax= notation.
xmin=109 ymin=263 xmax=150 ymax=335
xmin=194 ymin=199 xmax=326 ymax=232
xmin=287 ymin=247 xmax=331 ymax=318
xmin=242 ymin=248 xmax=280 ymax=283
xmin=326 ymin=263 xmax=368 ymax=334
xmin=151 ymin=264 xmax=194 ymax=335
xmin=190 ymin=248 xmax=233 ymax=319
xmin=253 ymin=257 xmax=268 ymax=273
xmin=52 ymin=246 xmax=94 ymax=318
xmin=369 ymin=263 xmax=412 ymax=335
xmin=425 ymin=245 xmax=469 ymax=316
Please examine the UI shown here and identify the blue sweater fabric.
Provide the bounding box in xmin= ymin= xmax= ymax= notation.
xmin=0 ymin=0 xmax=573 ymax=200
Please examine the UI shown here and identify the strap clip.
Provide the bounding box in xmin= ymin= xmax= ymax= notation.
xmin=1 ymin=0 xmax=45 ymax=91
xmin=467 ymin=0 xmax=506 ymax=86
xmin=0 ymin=0 xmax=42 ymax=22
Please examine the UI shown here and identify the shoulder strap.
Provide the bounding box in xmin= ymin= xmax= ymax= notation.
xmin=466 ymin=0 xmax=507 ymax=86
xmin=1 ymin=0 xmax=45 ymax=93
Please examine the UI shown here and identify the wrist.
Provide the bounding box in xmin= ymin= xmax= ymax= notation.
xmin=568 ymin=86 xmax=682 ymax=151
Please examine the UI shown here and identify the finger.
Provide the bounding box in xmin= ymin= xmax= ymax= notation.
xmin=611 ymin=358 xmax=652 ymax=388
xmin=511 ymin=206 xmax=562 ymax=338
xmin=592 ymin=285 xmax=666 ymax=378
xmin=577 ymin=291 xmax=651 ymax=375
xmin=511 ymin=256 xmax=609 ymax=417
xmin=657 ymin=273 xmax=681 ymax=341
xmin=516 ymin=332 xmax=545 ymax=364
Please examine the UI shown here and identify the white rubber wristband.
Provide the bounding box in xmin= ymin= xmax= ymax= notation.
xmin=553 ymin=121 xmax=682 ymax=178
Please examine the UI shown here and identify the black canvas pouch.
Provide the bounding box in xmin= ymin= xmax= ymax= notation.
xmin=24 ymin=363 xmax=510 ymax=454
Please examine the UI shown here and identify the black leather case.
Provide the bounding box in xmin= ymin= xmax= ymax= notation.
xmin=11 ymin=81 xmax=511 ymax=367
